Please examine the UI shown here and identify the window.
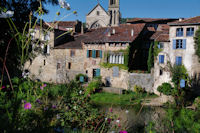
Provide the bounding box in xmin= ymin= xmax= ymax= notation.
xmin=70 ymin=50 xmax=75 ymax=57
xmin=176 ymin=28 xmax=183 ymax=37
xmin=158 ymin=43 xmax=164 ymax=49
xmin=116 ymin=43 xmax=120 ymax=47
xmin=96 ymin=11 xmax=100 ymax=16
xmin=159 ymin=55 xmax=164 ymax=64
xmin=122 ymin=43 xmax=126 ymax=47
xmin=96 ymin=50 xmax=100 ymax=58
xmin=109 ymin=43 xmax=115 ymax=47
xmin=186 ymin=27 xmax=194 ymax=36
xmin=176 ymin=56 xmax=182 ymax=65
xmin=44 ymin=60 xmax=46 ymax=66
xmin=87 ymin=50 xmax=92 ymax=57
xmin=109 ymin=54 xmax=124 ymax=64
xmin=93 ymin=69 xmax=100 ymax=77
xmin=87 ymin=50 xmax=102 ymax=58
xmin=173 ymin=39 xmax=186 ymax=49
xmin=160 ymin=69 xmax=163 ymax=76
xmin=68 ymin=62 xmax=71 ymax=69
xmin=57 ymin=63 xmax=61 ymax=69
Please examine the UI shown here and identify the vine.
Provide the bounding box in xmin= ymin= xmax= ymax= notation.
xmin=194 ymin=27 xmax=200 ymax=62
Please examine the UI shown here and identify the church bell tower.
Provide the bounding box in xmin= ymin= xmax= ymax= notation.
xmin=108 ymin=0 xmax=120 ymax=27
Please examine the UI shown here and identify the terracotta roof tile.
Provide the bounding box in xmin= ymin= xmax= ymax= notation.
xmin=168 ymin=16 xmax=200 ymax=25
xmin=83 ymin=23 xmax=146 ymax=43
xmin=151 ymin=31 xmax=169 ymax=42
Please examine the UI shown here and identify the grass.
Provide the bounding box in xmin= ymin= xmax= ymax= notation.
xmin=90 ymin=92 xmax=158 ymax=106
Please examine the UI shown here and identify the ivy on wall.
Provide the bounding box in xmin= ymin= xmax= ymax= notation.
xmin=194 ymin=27 xmax=200 ymax=62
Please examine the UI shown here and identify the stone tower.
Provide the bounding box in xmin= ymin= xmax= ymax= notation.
xmin=108 ymin=0 xmax=120 ymax=27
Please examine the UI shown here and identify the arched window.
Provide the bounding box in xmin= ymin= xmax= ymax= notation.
xmin=110 ymin=0 xmax=115 ymax=5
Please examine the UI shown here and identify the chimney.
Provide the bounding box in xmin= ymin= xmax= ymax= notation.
xmin=108 ymin=31 xmax=111 ymax=37
xmin=131 ymin=29 xmax=134 ymax=37
xmin=81 ymin=23 xmax=84 ymax=34
xmin=179 ymin=18 xmax=184 ymax=22
xmin=55 ymin=23 xmax=59 ymax=29
xmin=112 ymin=29 xmax=116 ymax=34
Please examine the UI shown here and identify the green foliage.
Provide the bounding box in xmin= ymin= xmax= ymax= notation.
xmin=170 ymin=64 xmax=188 ymax=87
xmin=145 ymin=122 xmax=156 ymax=133
xmin=153 ymin=41 xmax=162 ymax=57
xmin=164 ymin=106 xmax=200 ymax=133
xmin=147 ymin=43 xmax=154 ymax=73
xmin=85 ymin=77 xmax=102 ymax=96
xmin=134 ymin=85 xmax=145 ymax=94
xmin=157 ymin=83 xmax=175 ymax=96
xmin=194 ymin=27 xmax=200 ymax=62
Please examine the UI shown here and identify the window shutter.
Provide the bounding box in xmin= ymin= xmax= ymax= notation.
xmin=180 ymin=79 xmax=185 ymax=88
xmin=79 ymin=76 xmax=84 ymax=83
xmin=100 ymin=50 xmax=102 ymax=58
xmin=159 ymin=55 xmax=161 ymax=63
xmin=176 ymin=56 xmax=179 ymax=65
xmin=173 ymin=40 xmax=176 ymax=49
xmin=183 ymin=39 xmax=186 ymax=49
xmin=87 ymin=50 xmax=89 ymax=58
xmin=96 ymin=69 xmax=100 ymax=77
xmin=92 ymin=50 xmax=96 ymax=58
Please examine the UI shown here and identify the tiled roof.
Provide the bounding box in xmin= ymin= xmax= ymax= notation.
xmin=150 ymin=24 xmax=169 ymax=42
xmin=127 ymin=18 xmax=178 ymax=23
xmin=83 ymin=23 xmax=146 ymax=43
xmin=168 ymin=16 xmax=200 ymax=25
xmin=151 ymin=31 xmax=169 ymax=42
xmin=54 ymin=34 xmax=86 ymax=49
xmin=45 ymin=21 xmax=79 ymax=31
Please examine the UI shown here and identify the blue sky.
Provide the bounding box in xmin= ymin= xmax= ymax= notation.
xmin=43 ymin=0 xmax=200 ymax=22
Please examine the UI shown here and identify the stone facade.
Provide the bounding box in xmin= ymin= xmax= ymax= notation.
xmin=153 ymin=19 xmax=200 ymax=94
xmin=86 ymin=0 xmax=120 ymax=29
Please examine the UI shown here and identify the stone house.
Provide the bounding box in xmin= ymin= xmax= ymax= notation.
xmin=153 ymin=16 xmax=200 ymax=94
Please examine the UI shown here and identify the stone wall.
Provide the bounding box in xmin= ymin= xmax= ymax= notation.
xmin=128 ymin=73 xmax=154 ymax=92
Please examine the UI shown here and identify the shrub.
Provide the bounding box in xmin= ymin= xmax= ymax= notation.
xmin=157 ymin=83 xmax=174 ymax=96
xmin=85 ymin=77 xmax=102 ymax=96
xmin=134 ymin=85 xmax=145 ymax=94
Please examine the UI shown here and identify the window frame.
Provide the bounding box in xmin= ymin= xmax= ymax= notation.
xmin=186 ymin=27 xmax=194 ymax=36
xmin=70 ymin=50 xmax=75 ymax=57
xmin=159 ymin=55 xmax=165 ymax=64
xmin=176 ymin=28 xmax=183 ymax=37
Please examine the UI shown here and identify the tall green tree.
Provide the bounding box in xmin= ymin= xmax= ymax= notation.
xmin=147 ymin=43 xmax=154 ymax=73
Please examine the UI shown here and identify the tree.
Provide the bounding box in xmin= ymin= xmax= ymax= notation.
xmin=0 ymin=0 xmax=59 ymax=78
xmin=147 ymin=43 xmax=154 ymax=73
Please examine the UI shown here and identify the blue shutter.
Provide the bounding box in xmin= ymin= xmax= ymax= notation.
xmin=92 ymin=50 xmax=96 ymax=58
xmin=183 ymin=39 xmax=186 ymax=49
xmin=176 ymin=56 xmax=182 ymax=65
xmin=100 ymin=50 xmax=102 ymax=58
xmin=159 ymin=55 xmax=161 ymax=63
xmin=173 ymin=40 xmax=176 ymax=49
xmin=180 ymin=79 xmax=185 ymax=88
xmin=159 ymin=55 xmax=164 ymax=64
xmin=79 ymin=76 xmax=84 ymax=83
xmin=96 ymin=69 xmax=100 ymax=77
xmin=87 ymin=50 xmax=89 ymax=58
xmin=176 ymin=56 xmax=179 ymax=65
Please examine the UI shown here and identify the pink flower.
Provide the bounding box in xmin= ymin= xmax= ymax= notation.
xmin=40 ymin=86 xmax=44 ymax=90
xmin=119 ymin=131 xmax=128 ymax=133
xmin=109 ymin=107 xmax=113 ymax=113
xmin=2 ymin=86 xmax=5 ymax=89
xmin=24 ymin=102 xmax=32 ymax=110
xmin=43 ymin=84 xmax=47 ymax=87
